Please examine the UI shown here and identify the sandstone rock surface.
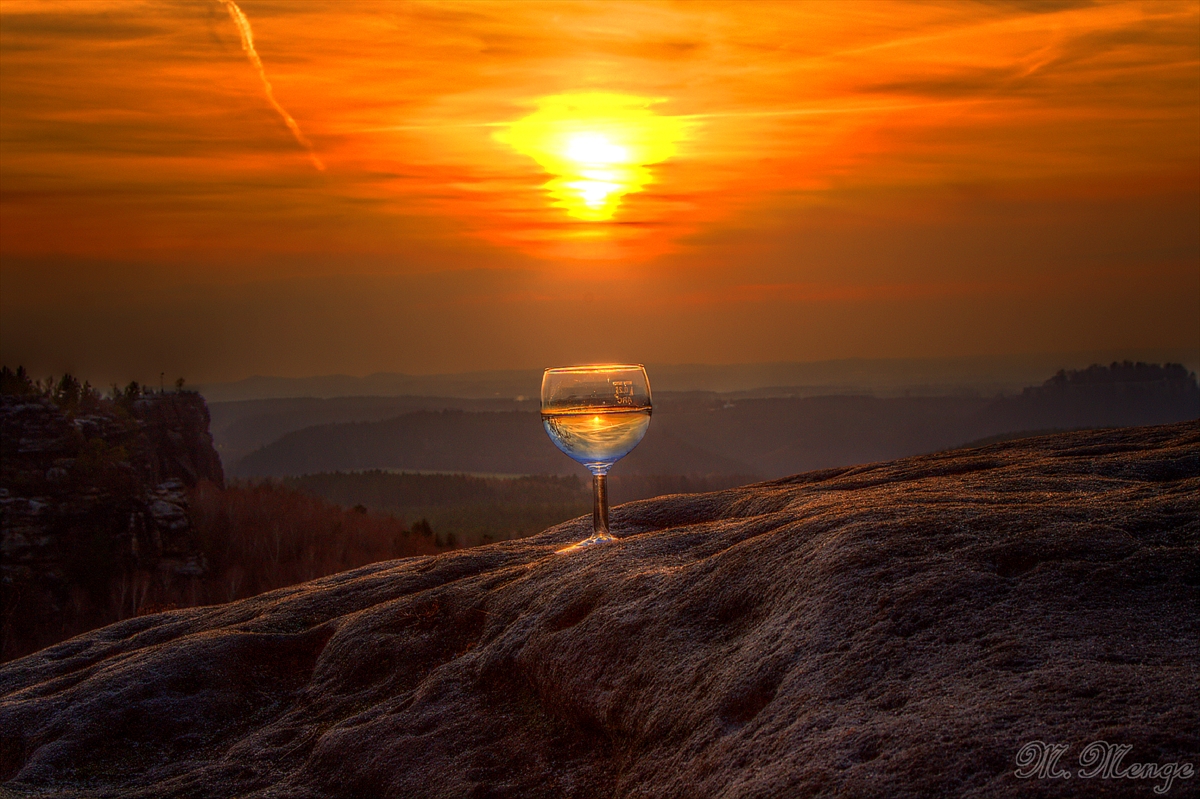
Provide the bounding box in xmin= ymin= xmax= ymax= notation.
xmin=1 ymin=392 xmax=225 ymax=583
xmin=2 ymin=392 xmax=225 ymax=659
xmin=2 ymin=423 xmax=1198 ymax=798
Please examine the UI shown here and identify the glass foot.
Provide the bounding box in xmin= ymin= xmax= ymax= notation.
xmin=556 ymin=533 xmax=618 ymax=554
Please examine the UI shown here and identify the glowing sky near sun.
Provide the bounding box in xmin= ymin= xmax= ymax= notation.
xmin=495 ymin=93 xmax=689 ymax=222
xmin=0 ymin=0 xmax=1196 ymax=383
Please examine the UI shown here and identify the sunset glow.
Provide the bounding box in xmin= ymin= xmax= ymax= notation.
xmin=0 ymin=1 xmax=1195 ymax=383
xmin=495 ymin=93 xmax=688 ymax=222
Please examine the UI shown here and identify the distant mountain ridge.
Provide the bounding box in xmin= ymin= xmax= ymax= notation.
xmin=233 ymin=408 xmax=757 ymax=479
xmin=197 ymin=351 xmax=1200 ymax=402
xmin=201 ymin=371 xmax=543 ymax=404
xmin=209 ymin=395 xmax=540 ymax=465
xmin=229 ymin=363 xmax=1199 ymax=480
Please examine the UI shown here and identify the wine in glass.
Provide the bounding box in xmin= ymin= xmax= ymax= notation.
xmin=541 ymin=364 xmax=652 ymax=553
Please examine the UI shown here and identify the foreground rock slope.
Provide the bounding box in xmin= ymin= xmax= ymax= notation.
xmin=2 ymin=422 xmax=1198 ymax=798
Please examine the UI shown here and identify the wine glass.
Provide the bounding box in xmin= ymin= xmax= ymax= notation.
xmin=542 ymin=364 xmax=652 ymax=553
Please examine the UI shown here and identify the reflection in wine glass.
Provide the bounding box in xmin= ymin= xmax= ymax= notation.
xmin=541 ymin=365 xmax=652 ymax=553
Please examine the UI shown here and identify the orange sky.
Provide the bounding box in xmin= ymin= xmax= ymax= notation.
xmin=1 ymin=0 xmax=1197 ymax=384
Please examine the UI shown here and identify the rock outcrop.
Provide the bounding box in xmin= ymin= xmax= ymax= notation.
xmin=126 ymin=393 xmax=226 ymax=490
xmin=1 ymin=391 xmax=224 ymax=659
xmin=2 ymin=422 xmax=1197 ymax=798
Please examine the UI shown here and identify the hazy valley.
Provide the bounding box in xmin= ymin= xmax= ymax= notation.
xmin=200 ymin=362 xmax=1200 ymax=551
xmin=216 ymin=362 xmax=1200 ymax=481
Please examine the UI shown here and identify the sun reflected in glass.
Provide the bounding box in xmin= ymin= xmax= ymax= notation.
xmin=496 ymin=93 xmax=688 ymax=222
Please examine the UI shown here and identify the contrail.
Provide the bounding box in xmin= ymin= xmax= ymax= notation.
xmin=219 ymin=0 xmax=324 ymax=171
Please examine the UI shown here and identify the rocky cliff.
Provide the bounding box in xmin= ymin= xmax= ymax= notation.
xmin=1 ymin=422 xmax=1197 ymax=798
xmin=1 ymin=391 xmax=224 ymax=659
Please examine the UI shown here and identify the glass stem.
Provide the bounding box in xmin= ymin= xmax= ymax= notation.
xmin=592 ymin=472 xmax=610 ymax=539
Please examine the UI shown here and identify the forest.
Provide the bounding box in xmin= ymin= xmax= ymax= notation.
xmin=283 ymin=471 xmax=753 ymax=548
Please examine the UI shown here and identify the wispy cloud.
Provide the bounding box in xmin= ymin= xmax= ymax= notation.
xmin=219 ymin=0 xmax=323 ymax=171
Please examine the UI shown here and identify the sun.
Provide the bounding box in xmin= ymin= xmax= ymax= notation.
xmin=495 ymin=93 xmax=689 ymax=222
